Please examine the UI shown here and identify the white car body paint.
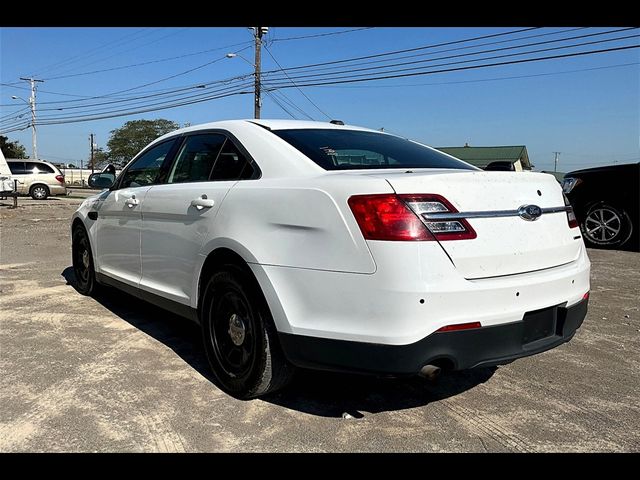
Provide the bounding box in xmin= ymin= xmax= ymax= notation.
xmin=72 ymin=119 xmax=590 ymax=352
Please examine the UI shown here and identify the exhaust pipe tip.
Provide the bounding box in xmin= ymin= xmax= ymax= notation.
xmin=419 ymin=364 xmax=442 ymax=382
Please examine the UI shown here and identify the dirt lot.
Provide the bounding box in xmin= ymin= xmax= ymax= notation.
xmin=1 ymin=198 xmax=639 ymax=452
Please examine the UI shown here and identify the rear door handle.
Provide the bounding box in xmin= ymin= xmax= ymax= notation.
xmin=190 ymin=195 xmax=215 ymax=210
xmin=125 ymin=195 xmax=139 ymax=208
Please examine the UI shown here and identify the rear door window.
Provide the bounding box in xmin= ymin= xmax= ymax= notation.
xmin=25 ymin=162 xmax=41 ymax=173
xmin=28 ymin=163 xmax=55 ymax=174
xmin=168 ymin=134 xmax=226 ymax=184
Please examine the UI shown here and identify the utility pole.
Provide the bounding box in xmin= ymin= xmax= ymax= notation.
xmin=553 ymin=151 xmax=561 ymax=172
xmin=253 ymin=27 xmax=268 ymax=119
xmin=89 ymin=133 xmax=95 ymax=173
xmin=19 ymin=77 xmax=44 ymax=160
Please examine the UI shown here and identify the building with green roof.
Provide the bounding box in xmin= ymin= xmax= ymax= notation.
xmin=436 ymin=144 xmax=532 ymax=171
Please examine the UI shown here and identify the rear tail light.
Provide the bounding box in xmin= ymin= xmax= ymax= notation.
xmin=436 ymin=321 xmax=482 ymax=332
xmin=347 ymin=194 xmax=434 ymax=241
xmin=55 ymin=175 xmax=65 ymax=184
xmin=562 ymin=177 xmax=581 ymax=194
xmin=563 ymin=193 xmax=579 ymax=229
xmin=583 ymin=291 xmax=590 ymax=301
xmin=401 ymin=194 xmax=476 ymax=241
xmin=347 ymin=193 xmax=476 ymax=241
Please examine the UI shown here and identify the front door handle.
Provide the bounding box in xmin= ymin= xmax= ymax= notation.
xmin=125 ymin=194 xmax=140 ymax=208
xmin=190 ymin=195 xmax=215 ymax=210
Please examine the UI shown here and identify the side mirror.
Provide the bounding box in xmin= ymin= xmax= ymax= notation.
xmin=88 ymin=172 xmax=115 ymax=189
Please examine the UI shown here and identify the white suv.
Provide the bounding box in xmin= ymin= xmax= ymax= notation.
xmin=71 ymin=120 xmax=590 ymax=399
xmin=7 ymin=159 xmax=67 ymax=199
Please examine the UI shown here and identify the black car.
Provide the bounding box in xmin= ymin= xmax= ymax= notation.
xmin=562 ymin=163 xmax=639 ymax=250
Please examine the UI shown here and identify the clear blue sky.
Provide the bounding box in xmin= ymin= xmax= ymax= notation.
xmin=1 ymin=27 xmax=638 ymax=172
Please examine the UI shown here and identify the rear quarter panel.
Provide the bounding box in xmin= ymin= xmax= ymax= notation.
xmin=201 ymin=175 xmax=394 ymax=274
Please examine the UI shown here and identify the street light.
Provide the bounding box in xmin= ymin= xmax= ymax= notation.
xmin=225 ymin=52 xmax=253 ymax=67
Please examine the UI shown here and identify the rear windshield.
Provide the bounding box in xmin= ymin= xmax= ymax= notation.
xmin=272 ymin=128 xmax=476 ymax=171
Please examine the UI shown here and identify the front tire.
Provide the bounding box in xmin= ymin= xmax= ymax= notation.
xmin=72 ymin=224 xmax=98 ymax=295
xmin=581 ymin=202 xmax=633 ymax=249
xmin=30 ymin=184 xmax=49 ymax=200
xmin=200 ymin=267 xmax=294 ymax=399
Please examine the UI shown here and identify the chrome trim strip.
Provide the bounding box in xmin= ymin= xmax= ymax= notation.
xmin=422 ymin=205 xmax=570 ymax=221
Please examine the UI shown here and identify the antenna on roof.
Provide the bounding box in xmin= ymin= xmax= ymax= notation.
xmin=329 ymin=120 xmax=344 ymax=125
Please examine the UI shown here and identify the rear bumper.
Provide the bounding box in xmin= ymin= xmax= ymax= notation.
xmin=257 ymin=243 xmax=590 ymax=346
xmin=279 ymin=297 xmax=588 ymax=375
xmin=49 ymin=184 xmax=67 ymax=195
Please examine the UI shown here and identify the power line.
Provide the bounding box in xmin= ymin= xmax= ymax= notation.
xmin=0 ymin=86 xmax=253 ymax=133
xmin=27 ymin=28 xmax=154 ymax=78
xmin=9 ymin=28 xmax=617 ymax=110
xmin=34 ymin=76 xmax=252 ymax=113
xmin=262 ymin=29 xmax=639 ymax=85
xmin=263 ymin=45 xmax=640 ymax=89
xmin=5 ymin=28 xmax=570 ymax=111
xmin=5 ymin=44 xmax=636 ymax=131
xmin=34 ymin=80 xmax=253 ymax=119
xmin=41 ymin=28 xmax=192 ymax=79
xmin=271 ymin=27 xmax=374 ymax=42
xmin=0 ymin=74 xmax=256 ymax=130
xmin=0 ymin=106 xmax=30 ymax=123
xmin=269 ymin=89 xmax=315 ymax=120
xmin=263 ymin=27 xmax=540 ymax=74
xmin=31 ymin=28 xmax=549 ymax=119
xmin=263 ymin=27 xmax=589 ymax=79
xmin=16 ymin=43 xmax=636 ymax=131
xmin=38 ymin=40 xmax=253 ymax=81
xmin=263 ymin=90 xmax=297 ymax=119
xmin=103 ymin=46 xmax=252 ymax=96
xmin=306 ymin=62 xmax=640 ymax=89
xmin=33 ymin=82 xmax=254 ymax=122
xmin=263 ymin=45 xmax=331 ymax=120
xmin=3 ymin=29 xmax=637 ymax=132
xmin=0 ymin=80 xmax=252 ymax=130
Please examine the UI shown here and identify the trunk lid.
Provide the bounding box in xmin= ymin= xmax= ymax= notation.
xmin=367 ymin=169 xmax=581 ymax=279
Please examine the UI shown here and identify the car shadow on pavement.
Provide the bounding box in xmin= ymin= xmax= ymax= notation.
xmin=262 ymin=367 xmax=496 ymax=418
xmin=62 ymin=267 xmax=497 ymax=418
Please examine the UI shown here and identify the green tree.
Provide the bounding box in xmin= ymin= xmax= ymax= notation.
xmin=106 ymin=119 xmax=179 ymax=167
xmin=0 ymin=135 xmax=28 ymax=158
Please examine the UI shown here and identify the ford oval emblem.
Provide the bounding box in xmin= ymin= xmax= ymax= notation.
xmin=518 ymin=204 xmax=543 ymax=221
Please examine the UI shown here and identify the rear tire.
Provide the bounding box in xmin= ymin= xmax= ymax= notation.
xmin=72 ymin=224 xmax=98 ymax=295
xmin=30 ymin=184 xmax=49 ymax=200
xmin=581 ymin=202 xmax=633 ymax=249
xmin=200 ymin=267 xmax=294 ymax=399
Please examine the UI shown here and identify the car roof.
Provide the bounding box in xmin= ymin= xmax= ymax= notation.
xmin=6 ymin=158 xmax=51 ymax=163
xmin=155 ymin=119 xmax=380 ymax=143
xmin=566 ymin=162 xmax=640 ymax=176
xmin=249 ymin=119 xmax=378 ymax=132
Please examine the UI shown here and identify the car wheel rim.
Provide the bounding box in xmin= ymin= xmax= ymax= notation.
xmin=585 ymin=207 xmax=621 ymax=243
xmin=33 ymin=187 xmax=46 ymax=199
xmin=209 ymin=288 xmax=255 ymax=379
xmin=73 ymin=234 xmax=90 ymax=285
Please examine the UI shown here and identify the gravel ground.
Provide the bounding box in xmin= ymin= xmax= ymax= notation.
xmin=1 ymin=198 xmax=639 ymax=452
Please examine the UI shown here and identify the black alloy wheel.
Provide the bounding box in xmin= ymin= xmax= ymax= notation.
xmin=72 ymin=225 xmax=97 ymax=295
xmin=582 ymin=202 xmax=633 ymax=248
